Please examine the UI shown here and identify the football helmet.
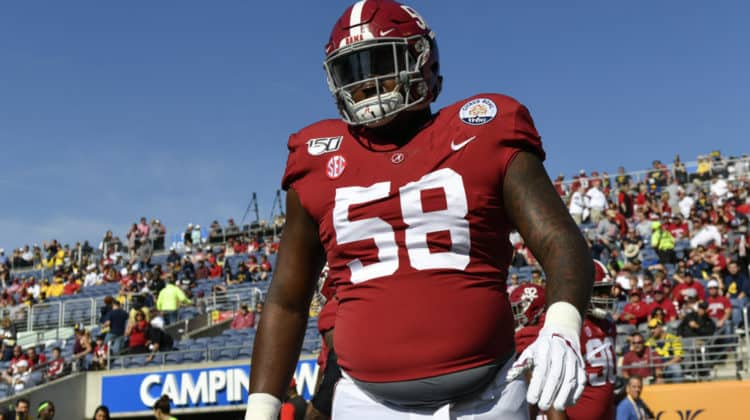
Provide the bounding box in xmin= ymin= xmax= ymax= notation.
xmin=509 ymin=283 xmax=546 ymax=330
xmin=324 ymin=0 xmax=441 ymax=126
xmin=589 ymin=259 xmax=616 ymax=318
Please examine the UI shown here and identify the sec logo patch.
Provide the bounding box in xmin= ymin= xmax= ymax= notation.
xmin=326 ymin=155 xmax=347 ymax=179
xmin=459 ymin=98 xmax=498 ymax=125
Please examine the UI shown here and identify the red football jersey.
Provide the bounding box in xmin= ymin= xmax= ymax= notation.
xmin=566 ymin=317 xmax=616 ymax=420
xmin=514 ymin=317 xmax=616 ymax=420
xmin=282 ymin=93 xmax=544 ymax=382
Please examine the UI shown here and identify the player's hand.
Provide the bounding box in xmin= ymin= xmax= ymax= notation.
xmin=506 ymin=302 xmax=586 ymax=411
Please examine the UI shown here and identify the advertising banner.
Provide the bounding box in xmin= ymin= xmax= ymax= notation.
xmin=101 ymin=358 xmax=318 ymax=415
xmin=642 ymin=380 xmax=750 ymax=420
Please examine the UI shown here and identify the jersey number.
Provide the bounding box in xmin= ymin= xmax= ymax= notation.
xmin=333 ymin=168 xmax=471 ymax=283
xmin=585 ymin=337 xmax=616 ymax=386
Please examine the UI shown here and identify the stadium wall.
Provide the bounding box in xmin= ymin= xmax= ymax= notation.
xmin=5 ymin=372 xmax=88 ymax=418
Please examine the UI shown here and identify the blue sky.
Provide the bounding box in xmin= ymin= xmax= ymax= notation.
xmin=1 ymin=1 xmax=748 ymax=250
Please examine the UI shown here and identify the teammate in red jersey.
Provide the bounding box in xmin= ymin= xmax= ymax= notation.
xmin=511 ymin=260 xmax=617 ymax=420
xmin=246 ymin=1 xmax=594 ymax=419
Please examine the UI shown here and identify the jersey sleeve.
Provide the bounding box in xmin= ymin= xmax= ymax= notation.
xmin=280 ymin=131 xmax=308 ymax=192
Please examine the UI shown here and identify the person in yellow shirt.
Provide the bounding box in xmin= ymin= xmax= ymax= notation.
xmin=46 ymin=276 xmax=65 ymax=298
xmin=156 ymin=279 xmax=191 ymax=326
xmin=650 ymin=221 xmax=676 ymax=264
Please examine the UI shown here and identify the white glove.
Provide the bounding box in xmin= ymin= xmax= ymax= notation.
xmin=245 ymin=393 xmax=282 ymax=420
xmin=506 ymin=302 xmax=586 ymax=411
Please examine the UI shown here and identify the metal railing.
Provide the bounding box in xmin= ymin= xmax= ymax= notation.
xmin=620 ymin=330 xmax=749 ymax=384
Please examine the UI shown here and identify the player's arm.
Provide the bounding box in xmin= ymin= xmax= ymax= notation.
xmin=503 ymin=151 xmax=594 ymax=313
xmin=503 ymin=151 xmax=594 ymax=411
xmin=247 ymin=188 xmax=326 ymax=418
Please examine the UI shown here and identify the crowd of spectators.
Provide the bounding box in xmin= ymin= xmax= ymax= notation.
xmin=515 ymin=151 xmax=750 ymax=384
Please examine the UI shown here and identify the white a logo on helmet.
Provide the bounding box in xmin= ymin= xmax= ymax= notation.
xmin=459 ymin=98 xmax=498 ymax=125
xmin=307 ymin=136 xmax=343 ymax=156
xmin=326 ymin=155 xmax=347 ymax=179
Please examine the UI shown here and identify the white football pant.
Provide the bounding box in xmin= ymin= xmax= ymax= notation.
xmin=332 ymin=357 xmax=529 ymax=420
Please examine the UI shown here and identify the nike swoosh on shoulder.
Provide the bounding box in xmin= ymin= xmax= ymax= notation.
xmin=450 ymin=136 xmax=477 ymax=151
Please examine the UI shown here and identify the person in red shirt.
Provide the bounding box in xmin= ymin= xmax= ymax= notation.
xmin=125 ymin=311 xmax=149 ymax=354
xmin=650 ymin=285 xmax=678 ymax=324
xmin=46 ymin=347 xmax=65 ymax=380
xmin=672 ymin=273 xmax=706 ymax=307
xmin=705 ymin=279 xmax=732 ymax=334
xmin=279 ymin=378 xmax=307 ymax=420
xmin=208 ymin=262 xmax=223 ymax=278
xmin=664 ymin=214 xmax=690 ymax=240
xmin=259 ymin=255 xmax=272 ymax=281
xmin=63 ymin=276 xmax=81 ymax=296
xmin=230 ymin=303 xmax=256 ymax=330
xmin=26 ymin=347 xmax=47 ymax=370
xmin=621 ymin=332 xmax=661 ymax=381
xmin=619 ymin=291 xmax=650 ymax=327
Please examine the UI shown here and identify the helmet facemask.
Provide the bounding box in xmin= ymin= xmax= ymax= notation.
xmin=324 ymin=36 xmax=432 ymax=127
xmin=589 ymin=283 xmax=617 ymax=319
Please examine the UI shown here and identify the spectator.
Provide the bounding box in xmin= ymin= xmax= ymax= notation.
xmin=209 ymin=220 xmax=223 ymax=242
xmin=102 ymin=300 xmax=129 ymax=355
xmin=650 ymin=221 xmax=676 ymax=264
xmin=0 ymin=318 xmax=18 ymax=361
xmin=93 ymin=406 xmax=111 ymax=420
xmin=152 ymin=395 xmax=174 ymax=420
xmin=255 ymin=301 xmax=264 ymax=326
xmin=13 ymin=398 xmax=30 ymax=420
xmin=225 ymin=218 xmax=241 ymax=237
xmin=37 ymin=401 xmax=55 ymax=420
xmin=568 ymin=184 xmax=585 ymax=224
xmin=690 ymin=218 xmax=722 ymax=249
xmin=156 ymin=278 xmax=191 ymax=326
xmin=195 ymin=260 xmax=209 ymax=280
xmin=91 ymin=335 xmax=109 ymax=370
xmin=649 ymin=285 xmax=678 ymax=326
xmin=705 ymin=279 xmax=733 ymax=334
xmin=259 ymin=255 xmax=272 ymax=281
xmin=145 ymin=317 xmax=174 ymax=363
xmin=3 ymin=359 xmax=33 ymax=393
xmin=26 ymin=347 xmax=46 ymax=371
xmin=622 ymin=333 xmax=661 ymax=381
xmin=74 ymin=330 xmax=93 ymax=370
xmin=191 ymin=225 xmax=202 ymax=247
xmin=619 ymin=291 xmax=650 ymax=330
xmin=62 ymin=275 xmax=81 ymax=296
xmin=125 ymin=311 xmax=149 ymax=354
xmin=46 ymin=347 xmax=65 ymax=380
xmin=724 ymin=260 xmax=749 ymax=329
xmin=231 ymin=303 xmax=256 ymax=330
xmin=671 ymin=272 xmax=705 ymax=308
xmin=615 ymin=375 xmax=654 ymax=420
xmin=280 ymin=378 xmax=306 ymax=420
xmin=183 ymin=223 xmax=194 ymax=249
xmin=645 ymin=319 xmax=684 ymax=382
xmin=677 ymin=301 xmax=716 ymax=339
xmin=585 ymin=183 xmax=608 ymax=223
xmin=46 ymin=275 xmax=65 ymax=298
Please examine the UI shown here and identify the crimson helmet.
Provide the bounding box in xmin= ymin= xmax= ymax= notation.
xmin=589 ymin=259 xmax=616 ymax=318
xmin=324 ymin=0 xmax=441 ymax=126
xmin=509 ymin=283 xmax=546 ymax=330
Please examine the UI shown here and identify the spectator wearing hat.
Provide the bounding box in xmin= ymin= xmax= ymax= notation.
xmin=672 ymin=272 xmax=705 ymax=306
xmin=705 ymin=279 xmax=732 ymax=334
xmin=645 ymin=318 xmax=684 ymax=383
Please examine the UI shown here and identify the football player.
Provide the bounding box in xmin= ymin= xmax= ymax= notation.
xmin=245 ymin=1 xmax=594 ymax=419
xmin=511 ymin=260 xmax=618 ymax=420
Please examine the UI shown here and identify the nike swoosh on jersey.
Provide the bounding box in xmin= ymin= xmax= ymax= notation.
xmin=450 ymin=136 xmax=477 ymax=151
